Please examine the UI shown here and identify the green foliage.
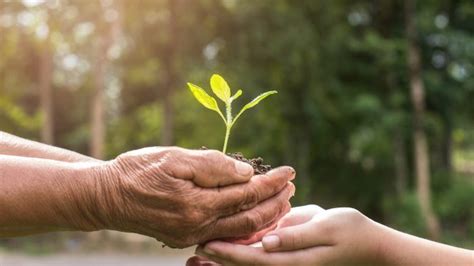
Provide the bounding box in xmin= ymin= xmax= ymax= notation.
xmin=1 ymin=0 xmax=473 ymax=249
xmin=383 ymin=192 xmax=428 ymax=237
xmin=210 ymin=74 xmax=231 ymax=103
xmin=437 ymin=175 xmax=474 ymax=238
xmin=0 ymin=98 xmax=41 ymax=136
xmin=233 ymin=91 xmax=278 ymax=125
xmin=187 ymin=82 xmax=224 ymax=120
xmin=106 ymin=103 xmax=163 ymax=158
xmin=187 ymin=74 xmax=277 ymax=153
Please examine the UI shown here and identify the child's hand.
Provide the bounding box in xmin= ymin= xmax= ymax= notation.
xmin=189 ymin=205 xmax=474 ymax=266
xmin=191 ymin=205 xmax=382 ymax=265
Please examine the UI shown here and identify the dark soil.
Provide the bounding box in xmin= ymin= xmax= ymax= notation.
xmin=228 ymin=152 xmax=272 ymax=175
xmin=201 ymin=147 xmax=272 ymax=175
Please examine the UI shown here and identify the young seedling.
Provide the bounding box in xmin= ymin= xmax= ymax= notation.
xmin=187 ymin=74 xmax=277 ymax=154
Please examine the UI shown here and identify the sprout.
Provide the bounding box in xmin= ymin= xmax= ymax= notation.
xmin=187 ymin=74 xmax=277 ymax=153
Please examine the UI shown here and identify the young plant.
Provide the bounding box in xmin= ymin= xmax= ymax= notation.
xmin=187 ymin=74 xmax=277 ymax=153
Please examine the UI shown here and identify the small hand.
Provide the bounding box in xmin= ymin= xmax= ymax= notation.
xmin=91 ymin=147 xmax=295 ymax=248
xmin=191 ymin=205 xmax=380 ymax=265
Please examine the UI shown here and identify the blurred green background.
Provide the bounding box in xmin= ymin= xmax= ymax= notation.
xmin=1 ymin=0 xmax=473 ymax=261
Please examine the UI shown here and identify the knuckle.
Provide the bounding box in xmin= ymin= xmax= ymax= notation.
xmin=244 ymin=213 xmax=261 ymax=233
xmin=278 ymin=187 xmax=291 ymax=205
xmin=167 ymin=146 xmax=185 ymax=158
xmin=193 ymin=150 xmax=225 ymax=173
xmin=345 ymin=207 xmax=362 ymax=216
xmin=193 ymin=212 xmax=207 ymax=225
xmin=274 ymin=200 xmax=291 ymax=223
xmin=308 ymin=204 xmax=322 ymax=212
xmin=184 ymin=208 xmax=207 ymax=227
xmin=243 ymin=185 xmax=260 ymax=207
xmin=342 ymin=208 xmax=365 ymax=223
xmin=209 ymin=151 xmax=233 ymax=173
xmin=285 ymin=232 xmax=300 ymax=249
xmin=202 ymin=149 xmax=224 ymax=161
xmin=210 ymin=149 xmax=224 ymax=158
xmin=317 ymin=219 xmax=335 ymax=237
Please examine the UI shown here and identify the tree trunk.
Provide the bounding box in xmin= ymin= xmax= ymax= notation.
xmin=90 ymin=28 xmax=109 ymax=159
xmin=39 ymin=46 xmax=54 ymax=145
xmin=161 ymin=94 xmax=174 ymax=146
xmin=393 ymin=131 xmax=408 ymax=196
xmin=441 ymin=116 xmax=453 ymax=172
xmin=296 ymin=127 xmax=311 ymax=202
xmin=90 ymin=50 xmax=106 ymax=159
xmin=160 ymin=0 xmax=178 ymax=146
xmin=404 ymin=0 xmax=440 ymax=240
xmin=90 ymin=0 xmax=122 ymax=159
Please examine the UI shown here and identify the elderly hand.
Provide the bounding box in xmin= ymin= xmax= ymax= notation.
xmin=90 ymin=147 xmax=295 ymax=248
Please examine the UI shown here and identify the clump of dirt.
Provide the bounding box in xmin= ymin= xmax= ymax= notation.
xmin=201 ymin=147 xmax=272 ymax=175
xmin=228 ymin=152 xmax=272 ymax=175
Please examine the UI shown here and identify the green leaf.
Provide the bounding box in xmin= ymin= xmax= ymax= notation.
xmin=242 ymin=90 xmax=277 ymax=111
xmin=230 ymin=89 xmax=242 ymax=102
xmin=232 ymin=90 xmax=277 ymax=126
xmin=210 ymin=74 xmax=231 ymax=103
xmin=187 ymin=82 xmax=223 ymax=115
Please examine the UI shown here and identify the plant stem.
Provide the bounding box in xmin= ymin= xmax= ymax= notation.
xmin=222 ymin=102 xmax=233 ymax=153
xmin=223 ymin=124 xmax=231 ymax=154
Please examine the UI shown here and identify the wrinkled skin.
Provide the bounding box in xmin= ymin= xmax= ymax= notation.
xmin=1 ymin=133 xmax=295 ymax=247
xmin=96 ymin=147 xmax=296 ymax=248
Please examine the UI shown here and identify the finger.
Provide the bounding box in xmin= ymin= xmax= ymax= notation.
xmin=208 ymin=182 xmax=294 ymax=240
xmin=276 ymin=205 xmax=325 ymax=229
xmin=199 ymin=241 xmax=331 ymax=266
xmin=196 ymin=242 xmax=273 ymax=265
xmin=212 ymin=166 xmax=296 ymax=216
xmin=194 ymin=253 xmax=233 ymax=266
xmin=262 ymin=215 xmax=334 ymax=252
xmin=166 ymin=148 xmax=254 ymax=187
xmin=186 ymin=255 xmax=221 ymax=266
xmin=227 ymin=220 xmax=278 ymax=245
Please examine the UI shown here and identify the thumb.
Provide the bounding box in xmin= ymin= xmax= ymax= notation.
xmin=187 ymin=149 xmax=254 ymax=187
xmin=262 ymin=219 xmax=332 ymax=252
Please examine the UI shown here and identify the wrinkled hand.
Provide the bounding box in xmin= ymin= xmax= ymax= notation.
xmin=92 ymin=147 xmax=295 ymax=248
xmin=190 ymin=205 xmax=380 ymax=265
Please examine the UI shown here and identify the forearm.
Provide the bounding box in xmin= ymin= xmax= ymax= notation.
xmin=0 ymin=155 xmax=106 ymax=237
xmin=374 ymin=221 xmax=473 ymax=265
xmin=0 ymin=131 xmax=100 ymax=163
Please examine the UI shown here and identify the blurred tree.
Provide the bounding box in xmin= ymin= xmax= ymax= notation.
xmin=90 ymin=0 xmax=122 ymax=159
xmin=1 ymin=0 xmax=473 ymax=249
xmin=405 ymin=0 xmax=440 ymax=239
xmin=160 ymin=0 xmax=179 ymax=146
xmin=38 ymin=38 xmax=53 ymax=145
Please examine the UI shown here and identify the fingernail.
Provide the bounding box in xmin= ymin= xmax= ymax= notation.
xmin=235 ymin=161 xmax=253 ymax=176
xmin=288 ymin=167 xmax=296 ymax=180
xmin=262 ymin=235 xmax=280 ymax=250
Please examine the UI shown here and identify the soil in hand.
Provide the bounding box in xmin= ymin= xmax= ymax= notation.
xmin=201 ymin=147 xmax=272 ymax=175
xmin=228 ymin=152 xmax=272 ymax=175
